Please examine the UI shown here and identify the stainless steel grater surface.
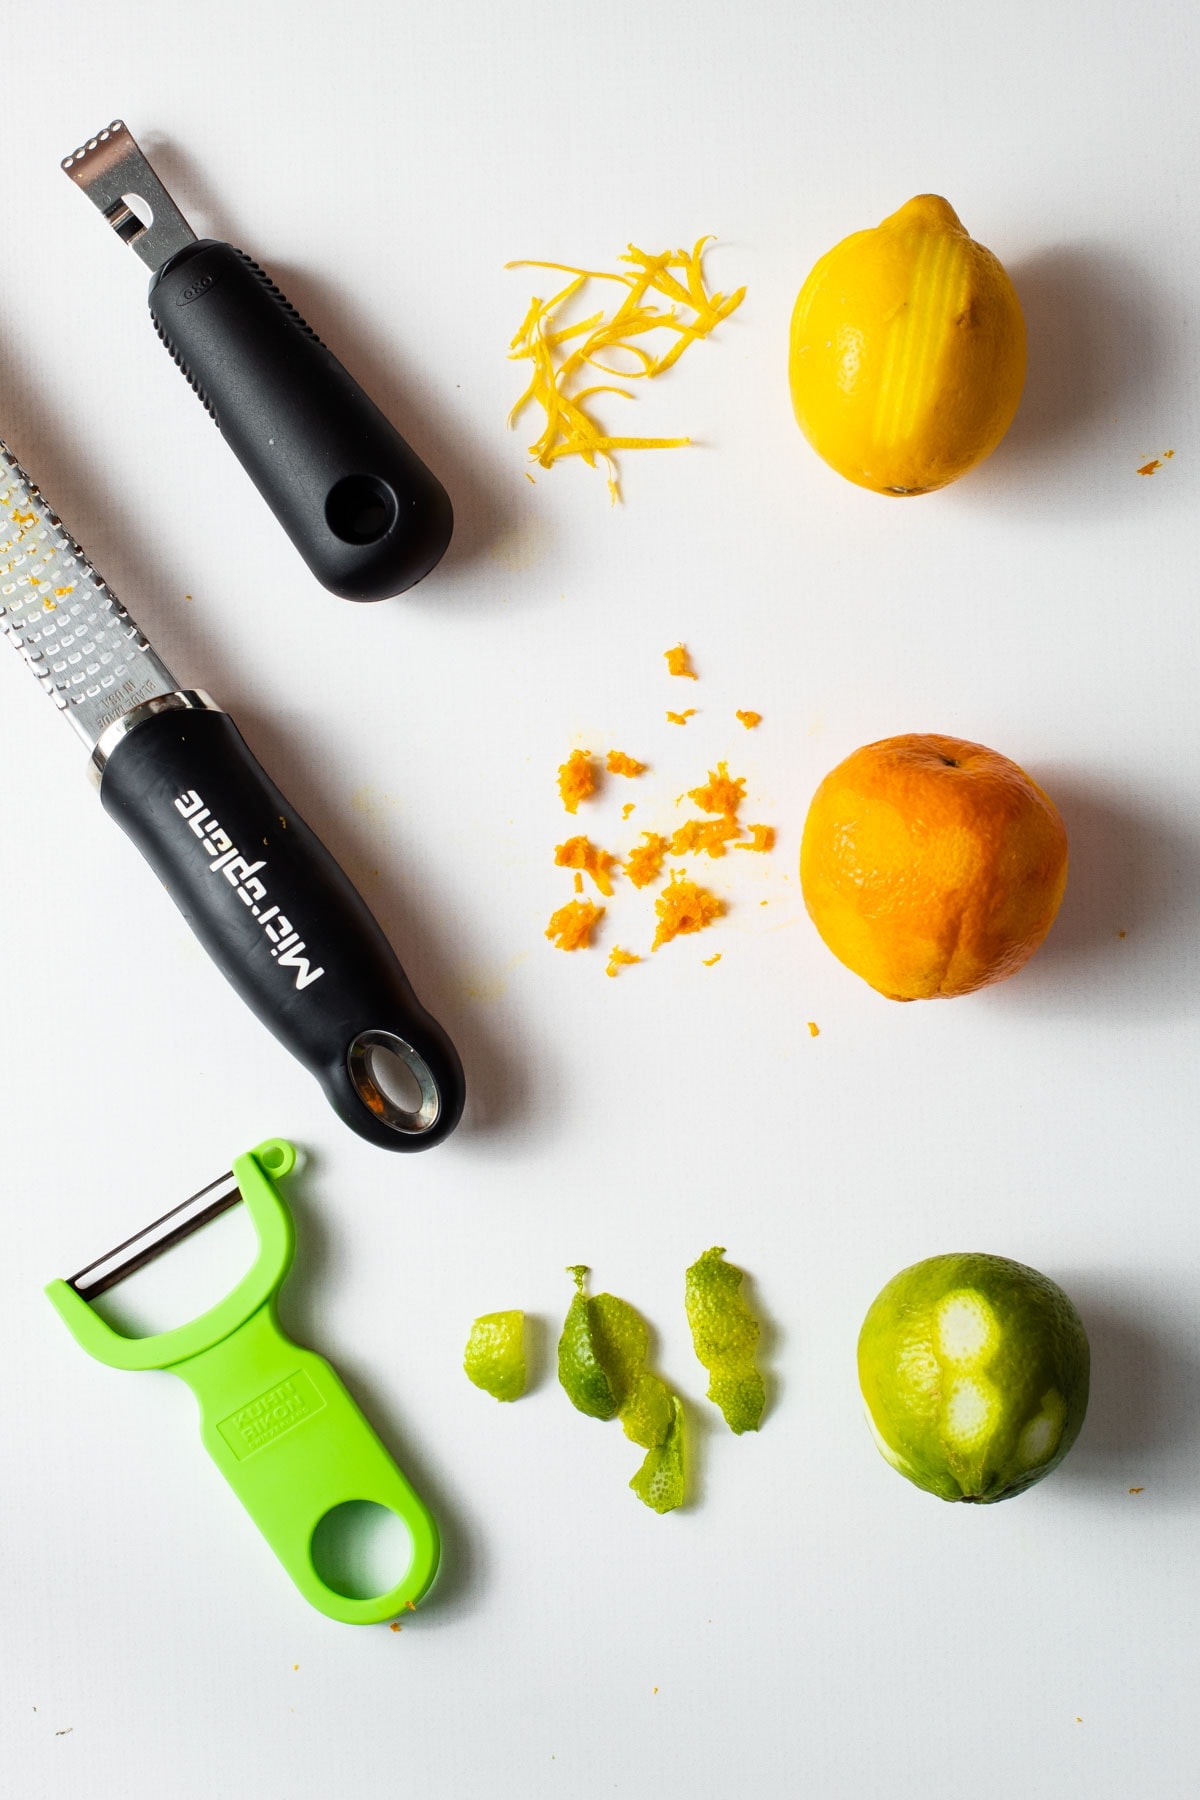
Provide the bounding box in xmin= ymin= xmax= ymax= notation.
xmin=0 ymin=441 xmax=177 ymax=748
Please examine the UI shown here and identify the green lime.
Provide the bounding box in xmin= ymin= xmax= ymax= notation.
xmin=463 ymin=1310 xmax=527 ymax=1402
xmin=857 ymin=1253 xmax=1089 ymax=1503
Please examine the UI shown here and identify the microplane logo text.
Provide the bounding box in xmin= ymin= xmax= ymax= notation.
xmin=174 ymin=788 xmax=326 ymax=990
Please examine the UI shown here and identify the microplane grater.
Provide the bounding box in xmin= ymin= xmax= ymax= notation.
xmin=0 ymin=436 xmax=464 ymax=1149
xmin=0 ymin=443 xmax=175 ymax=747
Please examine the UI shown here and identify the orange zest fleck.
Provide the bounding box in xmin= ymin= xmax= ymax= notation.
xmin=607 ymin=749 xmax=646 ymax=777
xmin=622 ymin=802 xmax=636 ymax=819
xmin=557 ymin=748 xmax=595 ymax=813
xmin=735 ymin=710 xmax=761 ymax=729
xmin=624 ymin=832 xmax=669 ymax=889
xmin=545 ymin=898 xmax=605 ymax=950
xmin=1137 ymin=459 xmax=1161 ymax=476
xmin=688 ymin=761 xmax=745 ymax=820
xmin=666 ymin=709 xmax=696 ymax=725
xmin=807 ymin=1021 xmax=820 ymax=1038
xmin=554 ymin=835 xmax=616 ymax=895
xmin=651 ymin=870 xmax=723 ymax=949
xmin=735 ymin=823 xmax=775 ymax=853
xmin=506 ymin=240 xmax=745 ymax=502
xmin=573 ymin=872 xmax=584 ymax=893
xmin=664 ymin=643 xmax=697 ymax=679
xmin=702 ymin=953 xmax=722 ymax=966
xmin=606 ymin=946 xmax=641 ymax=978
xmin=669 ymin=817 xmax=742 ymax=858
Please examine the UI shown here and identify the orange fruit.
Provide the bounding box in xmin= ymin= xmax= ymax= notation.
xmin=800 ymin=734 xmax=1067 ymax=1000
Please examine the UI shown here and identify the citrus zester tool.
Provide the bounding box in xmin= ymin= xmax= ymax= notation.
xmin=46 ymin=1139 xmax=440 ymax=1625
xmin=63 ymin=119 xmax=453 ymax=602
xmin=0 ymin=438 xmax=464 ymax=1148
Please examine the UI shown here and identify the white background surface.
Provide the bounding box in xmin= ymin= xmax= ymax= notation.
xmin=3 ymin=2 xmax=1199 ymax=1795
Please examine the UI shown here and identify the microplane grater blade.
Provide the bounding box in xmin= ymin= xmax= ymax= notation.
xmin=0 ymin=441 xmax=178 ymax=750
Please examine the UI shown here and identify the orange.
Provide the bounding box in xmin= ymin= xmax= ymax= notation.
xmin=800 ymin=734 xmax=1067 ymax=1000
xmin=788 ymin=196 xmax=1026 ymax=495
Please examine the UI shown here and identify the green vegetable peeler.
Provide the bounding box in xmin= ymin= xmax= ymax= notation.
xmin=46 ymin=1138 xmax=439 ymax=1625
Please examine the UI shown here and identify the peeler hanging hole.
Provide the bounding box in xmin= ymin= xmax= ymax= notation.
xmin=310 ymin=1500 xmax=414 ymax=1603
xmin=324 ymin=474 xmax=398 ymax=545
xmin=257 ymin=1140 xmax=293 ymax=1178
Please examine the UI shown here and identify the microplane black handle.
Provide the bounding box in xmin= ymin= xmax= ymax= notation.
xmin=99 ymin=706 xmax=465 ymax=1151
xmin=147 ymin=240 xmax=453 ymax=601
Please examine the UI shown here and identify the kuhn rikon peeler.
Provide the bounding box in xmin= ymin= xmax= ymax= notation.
xmin=63 ymin=120 xmax=453 ymax=601
xmin=46 ymin=1139 xmax=440 ymax=1625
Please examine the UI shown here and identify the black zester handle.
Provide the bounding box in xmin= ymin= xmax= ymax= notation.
xmin=98 ymin=704 xmax=465 ymax=1150
xmin=148 ymin=240 xmax=454 ymax=601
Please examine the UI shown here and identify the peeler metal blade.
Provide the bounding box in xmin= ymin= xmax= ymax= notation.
xmin=68 ymin=1171 xmax=242 ymax=1301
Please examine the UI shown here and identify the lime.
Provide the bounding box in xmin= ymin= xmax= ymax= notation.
xmin=463 ymin=1311 xmax=526 ymax=1402
xmin=685 ymin=1246 xmax=765 ymax=1434
xmin=857 ymin=1253 xmax=1089 ymax=1503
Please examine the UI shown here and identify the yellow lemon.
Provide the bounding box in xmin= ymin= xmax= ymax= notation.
xmin=789 ymin=195 xmax=1026 ymax=494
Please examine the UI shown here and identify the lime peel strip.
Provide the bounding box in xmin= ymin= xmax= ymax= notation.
xmin=684 ymin=1246 xmax=766 ymax=1434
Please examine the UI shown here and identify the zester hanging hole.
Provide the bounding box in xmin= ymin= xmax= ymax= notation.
xmin=325 ymin=474 xmax=398 ymax=545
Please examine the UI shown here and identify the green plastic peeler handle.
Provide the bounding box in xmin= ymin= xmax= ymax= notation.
xmin=46 ymin=1139 xmax=439 ymax=1625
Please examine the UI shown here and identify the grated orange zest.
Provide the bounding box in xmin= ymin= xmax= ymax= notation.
xmin=506 ymin=239 xmax=745 ymax=501
xmin=624 ymin=832 xmax=669 ymax=890
xmin=557 ymin=748 xmax=596 ymax=814
xmin=669 ymin=817 xmax=743 ymax=858
xmin=607 ymin=749 xmax=646 ymax=777
xmin=688 ymin=762 xmax=745 ymax=820
xmin=735 ymin=824 xmax=775 ymax=854
xmin=606 ymin=946 xmax=642 ymax=978
xmin=664 ymin=643 xmax=697 ymax=679
xmin=735 ymin=710 xmax=762 ymax=730
xmin=652 ymin=871 xmax=723 ymax=950
xmin=666 ymin=709 xmax=696 ymax=725
xmin=546 ymin=898 xmax=605 ymax=951
xmin=554 ymin=835 xmax=616 ymax=896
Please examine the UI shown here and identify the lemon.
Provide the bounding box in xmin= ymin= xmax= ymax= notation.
xmin=789 ymin=195 xmax=1026 ymax=495
xmin=857 ymin=1254 xmax=1089 ymax=1503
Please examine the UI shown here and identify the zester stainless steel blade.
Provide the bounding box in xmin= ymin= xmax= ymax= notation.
xmin=0 ymin=440 xmax=178 ymax=749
